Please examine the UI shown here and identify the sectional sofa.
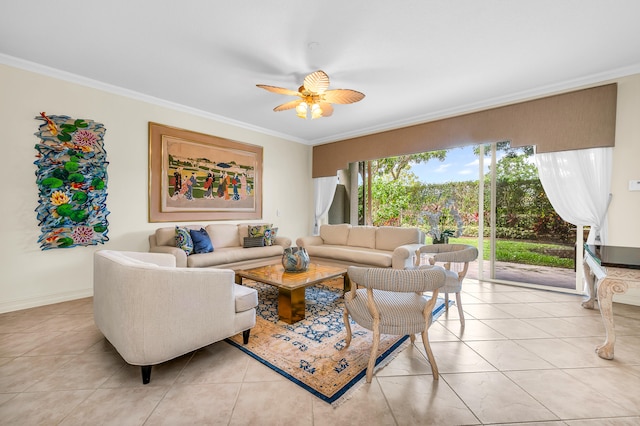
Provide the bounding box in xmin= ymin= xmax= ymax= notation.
xmin=149 ymin=223 xmax=291 ymax=269
xmin=296 ymin=224 xmax=425 ymax=269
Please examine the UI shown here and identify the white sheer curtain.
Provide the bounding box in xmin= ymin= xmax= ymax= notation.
xmin=534 ymin=147 xmax=613 ymax=244
xmin=313 ymin=176 xmax=338 ymax=235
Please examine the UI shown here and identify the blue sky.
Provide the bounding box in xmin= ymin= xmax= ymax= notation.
xmin=410 ymin=146 xmax=489 ymax=183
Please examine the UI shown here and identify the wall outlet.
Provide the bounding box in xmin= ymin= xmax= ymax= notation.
xmin=629 ymin=180 xmax=640 ymax=191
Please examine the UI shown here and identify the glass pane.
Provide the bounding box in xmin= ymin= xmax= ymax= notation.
xmin=484 ymin=142 xmax=576 ymax=289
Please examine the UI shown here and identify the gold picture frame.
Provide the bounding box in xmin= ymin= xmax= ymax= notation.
xmin=148 ymin=122 xmax=263 ymax=222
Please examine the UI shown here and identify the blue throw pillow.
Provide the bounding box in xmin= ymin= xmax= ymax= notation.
xmin=189 ymin=228 xmax=214 ymax=254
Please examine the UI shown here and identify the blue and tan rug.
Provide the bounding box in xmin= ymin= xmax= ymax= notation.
xmin=226 ymin=278 xmax=448 ymax=405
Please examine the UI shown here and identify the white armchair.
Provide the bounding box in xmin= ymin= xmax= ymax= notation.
xmin=415 ymin=244 xmax=478 ymax=327
xmin=93 ymin=250 xmax=257 ymax=384
xmin=344 ymin=266 xmax=446 ymax=382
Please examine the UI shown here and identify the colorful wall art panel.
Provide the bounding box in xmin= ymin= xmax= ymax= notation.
xmin=34 ymin=113 xmax=109 ymax=250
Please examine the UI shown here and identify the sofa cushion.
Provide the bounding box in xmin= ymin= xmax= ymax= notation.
xmin=155 ymin=227 xmax=175 ymax=247
xmin=320 ymin=224 xmax=351 ymax=245
xmin=187 ymin=245 xmax=284 ymax=267
xmin=305 ymin=245 xmax=392 ymax=268
xmin=176 ymin=227 xmax=194 ymax=255
xmin=375 ymin=226 xmax=423 ymax=251
xmin=237 ymin=224 xmax=250 ymax=244
xmin=233 ymin=284 xmax=258 ymax=313
xmin=190 ymin=228 xmax=214 ymax=254
xmin=206 ymin=224 xmax=240 ymax=249
xmin=346 ymin=226 xmax=377 ymax=249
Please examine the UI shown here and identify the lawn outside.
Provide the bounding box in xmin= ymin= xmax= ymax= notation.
xmin=449 ymin=237 xmax=575 ymax=269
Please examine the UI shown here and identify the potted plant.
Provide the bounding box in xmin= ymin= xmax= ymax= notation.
xmin=420 ymin=199 xmax=464 ymax=244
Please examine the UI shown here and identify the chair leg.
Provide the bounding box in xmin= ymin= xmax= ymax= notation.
xmin=141 ymin=365 xmax=152 ymax=384
xmin=421 ymin=330 xmax=439 ymax=380
xmin=455 ymin=292 xmax=465 ymax=327
xmin=366 ymin=327 xmax=380 ymax=383
xmin=444 ymin=292 xmax=450 ymax=311
xmin=243 ymin=329 xmax=251 ymax=344
xmin=343 ymin=310 xmax=352 ymax=348
xmin=410 ymin=334 xmax=416 ymax=344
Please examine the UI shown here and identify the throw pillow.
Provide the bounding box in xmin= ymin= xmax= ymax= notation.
xmin=248 ymin=224 xmax=271 ymax=238
xmin=175 ymin=226 xmax=194 ymax=255
xmin=189 ymin=228 xmax=214 ymax=254
xmin=243 ymin=237 xmax=265 ymax=248
xmin=264 ymin=226 xmax=278 ymax=246
xmin=249 ymin=224 xmax=273 ymax=245
xmin=270 ymin=227 xmax=278 ymax=245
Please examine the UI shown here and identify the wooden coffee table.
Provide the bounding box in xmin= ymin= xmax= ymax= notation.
xmin=235 ymin=263 xmax=349 ymax=324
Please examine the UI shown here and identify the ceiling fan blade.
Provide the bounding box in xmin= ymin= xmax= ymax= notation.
xmin=273 ymin=100 xmax=301 ymax=112
xmin=319 ymin=103 xmax=334 ymax=117
xmin=323 ymin=89 xmax=366 ymax=104
xmin=303 ymin=70 xmax=330 ymax=93
xmin=256 ymin=84 xmax=301 ymax=97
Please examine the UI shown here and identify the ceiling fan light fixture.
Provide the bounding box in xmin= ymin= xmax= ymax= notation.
xmin=257 ymin=70 xmax=365 ymax=119
xmin=311 ymin=103 xmax=323 ymax=119
xmin=296 ymin=102 xmax=308 ymax=119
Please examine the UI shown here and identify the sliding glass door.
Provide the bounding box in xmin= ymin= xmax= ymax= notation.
xmin=350 ymin=143 xmax=582 ymax=293
xmin=477 ymin=142 xmax=580 ymax=292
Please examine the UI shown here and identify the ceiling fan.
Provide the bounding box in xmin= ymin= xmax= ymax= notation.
xmin=256 ymin=70 xmax=365 ymax=119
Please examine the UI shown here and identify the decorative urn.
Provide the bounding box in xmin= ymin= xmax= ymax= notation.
xmin=282 ymin=247 xmax=310 ymax=272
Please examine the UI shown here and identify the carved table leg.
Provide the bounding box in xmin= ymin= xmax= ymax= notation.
xmin=581 ymin=259 xmax=597 ymax=309
xmin=595 ymin=278 xmax=628 ymax=360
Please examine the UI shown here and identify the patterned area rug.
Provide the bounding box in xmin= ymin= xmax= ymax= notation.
xmin=226 ymin=278 xmax=448 ymax=405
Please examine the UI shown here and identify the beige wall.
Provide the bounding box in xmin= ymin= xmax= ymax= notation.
xmin=0 ymin=64 xmax=313 ymax=313
xmin=607 ymin=74 xmax=640 ymax=305
xmin=608 ymin=74 xmax=640 ymax=246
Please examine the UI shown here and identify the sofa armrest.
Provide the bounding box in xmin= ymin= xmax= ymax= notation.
xmin=418 ymin=244 xmax=479 ymax=264
xmin=149 ymin=244 xmax=188 ymax=267
xmin=120 ymin=251 xmax=177 ymax=267
xmin=392 ymin=243 xmax=424 ymax=269
xmin=296 ymin=235 xmax=324 ymax=247
xmin=274 ymin=236 xmax=292 ymax=248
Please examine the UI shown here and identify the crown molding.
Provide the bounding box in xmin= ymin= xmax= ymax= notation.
xmin=4 ymin=52 xmax=639 ymax=147
xmin=0 ymin=53 xmax=306 ymax=144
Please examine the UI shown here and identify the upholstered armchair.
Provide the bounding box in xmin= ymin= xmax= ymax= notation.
xmin=415 ymin=244 xmax=479 ymax=327
xmin=344 ymin=266 xmax=446 ymax=382
xmin=93 ymin=250 xmax=258 ymax=384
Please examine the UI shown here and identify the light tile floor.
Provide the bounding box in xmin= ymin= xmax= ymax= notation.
xmin=1 ymin=279 xmax=640 ymax=425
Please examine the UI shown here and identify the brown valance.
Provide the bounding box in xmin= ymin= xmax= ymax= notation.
xmin=312 ymin=83 xmax=617 ymax=177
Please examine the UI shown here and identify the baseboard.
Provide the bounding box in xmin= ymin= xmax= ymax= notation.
xmin=0 ymin=289 xmax=93 ymax=314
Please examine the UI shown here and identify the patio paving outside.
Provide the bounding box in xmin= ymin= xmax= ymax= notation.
xmin=466 ymin=260 xmax=576 ymax=289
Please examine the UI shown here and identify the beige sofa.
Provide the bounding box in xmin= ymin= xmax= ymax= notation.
xmin=149 ymin=223 xmax=291 ymax=268
xmin=296 ymin=224 xmax=425 ymax=269
xmin=93 ymin=250 xmax=258 ymax=384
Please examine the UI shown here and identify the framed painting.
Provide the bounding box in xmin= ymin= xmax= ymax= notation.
xmin=148 ymin=122 xmax=263 ymax=222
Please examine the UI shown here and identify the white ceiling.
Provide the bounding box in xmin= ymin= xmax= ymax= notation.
xmin=2 ymin=0 xmax=640 ymax=146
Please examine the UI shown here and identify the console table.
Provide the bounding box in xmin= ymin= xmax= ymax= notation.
xmin=582 ymin=244 xmax=640 ymax=359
